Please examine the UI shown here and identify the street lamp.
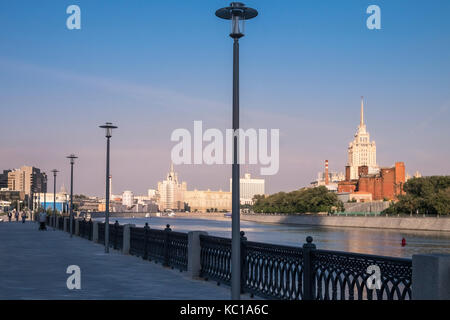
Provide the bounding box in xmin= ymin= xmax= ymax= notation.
xmin=216 ymin=2 xmax=258 ymax=300
xmin=43 ymin=174 xmax=47 ymax=215
xmin=66 ymin=154 xmax=78 ymax=238
xmin=99 ymin=122 xmax=117 ymax=253
xmin=51 ymin=169 xmax=59 ymax=229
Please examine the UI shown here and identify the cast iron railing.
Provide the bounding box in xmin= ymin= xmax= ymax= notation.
xmin=129 ymin=224 xmax=188 ymax=271
xmin=312 ymin=248 xmax=412 ymax=300
xmin=98 ymin=222 xmax=105 ymax=244
xmin=79 ymin=219 xmax=93 ymax=240
xmin=51 ymin=218 xmax=413 ymax=300
xmin=200 ymin=234 xmax=412 ymax=300
xmin=199 ymin=234 xmax=232 ymax=285
xmin=109 ymin=221 xmax=124 ymax=250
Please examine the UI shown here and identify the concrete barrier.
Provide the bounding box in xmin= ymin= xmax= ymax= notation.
xmin=187 ymin=231 xmax=208 ymax=279
xmin=241 ymin=214 xmax=450 ymax=232
xmin=122 ymin=224 xmax=135 ymax=255
xmin=413 ymin=254 xmax=450 ymax=300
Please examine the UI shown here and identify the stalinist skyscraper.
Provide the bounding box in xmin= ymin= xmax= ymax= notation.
xmin=347 ymin=97 xmax=378 ymax=179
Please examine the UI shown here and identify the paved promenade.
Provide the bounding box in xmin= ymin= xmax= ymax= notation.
xmin=0 ymin=222 xmax=230 ymax=299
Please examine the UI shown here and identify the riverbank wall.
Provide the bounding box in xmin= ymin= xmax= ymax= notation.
xmin=240 ymin=214 xmax=450 ymax=232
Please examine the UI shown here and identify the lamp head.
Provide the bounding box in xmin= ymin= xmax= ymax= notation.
xmin=99 ymin=122 xmax=118 ymax=138
xmin=66 ymin=154 xmax=78 ymax=165
xmin=216 ymin=2 xmax=258 ymax=39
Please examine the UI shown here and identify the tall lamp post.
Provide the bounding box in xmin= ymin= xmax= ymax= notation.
xmin=51 ymin=169 xmax=59 ymax=228
xmin=66 ymin=154 xmax=78 ymax=238
xmin=216 ymin=2 xmax=258 ymax=300
xmin=43 ymin=174 xmax=47 ymax=215
xmin=99 ymin=122 xmax=117 ymax=253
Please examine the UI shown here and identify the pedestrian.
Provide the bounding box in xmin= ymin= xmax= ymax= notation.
xmin=8 ymin=211 xmax=12 ymax=222
xmin=21 ymin=211 xmax=27 ymax=224
xmin=38 ymin=210 xmax=47 ymax=231
xmin=15 ymin=210 xmax=19 ymax=222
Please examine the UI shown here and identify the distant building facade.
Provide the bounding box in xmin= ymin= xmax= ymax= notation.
xmin=0 ymin=170 xmax=11 ymax=189
xmin=338 ymin=162 xmax=406 ymax=201
xmin=122 ymin=190 xmax=134 ymax=207
xmin=310 ymin=160 xmax=345 ymax=192
xmin=184 ymin=189 xmax=231 ymax=212
xmin=230 ymin=173 xmax=265 ymax=205
xmin=157 ymin=163 xmax=187 ymax=211
xmin=347 ymin=98 xmax=378 ymax=180
xmin=7 ymin=166 xmax=47 ymax=195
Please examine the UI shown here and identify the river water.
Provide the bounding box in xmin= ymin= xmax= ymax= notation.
xmin=100 ymin=216 xmax=450 ymax=258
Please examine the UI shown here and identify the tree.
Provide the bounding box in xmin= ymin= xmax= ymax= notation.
xmin=253 ymin=186 xmax=342 ymax=214
xmin=383 ymin=176 xmax=450 ymax=215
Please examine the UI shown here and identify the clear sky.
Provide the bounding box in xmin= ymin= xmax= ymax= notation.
xmin=1 ymin=0 xmax=449 ymax=196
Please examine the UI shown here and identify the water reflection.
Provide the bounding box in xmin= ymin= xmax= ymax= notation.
xmin=99 ymin=217 xmax=450 ymax=258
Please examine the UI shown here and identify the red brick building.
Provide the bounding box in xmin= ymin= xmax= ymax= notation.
xmin=338 ymin=162 xmax=405 ymax=201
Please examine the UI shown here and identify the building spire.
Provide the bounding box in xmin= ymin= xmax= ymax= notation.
xmin=360 ymin=96 xmax=364 ymax=127
xmin=170 ymin=162 xmax=174 ymax=173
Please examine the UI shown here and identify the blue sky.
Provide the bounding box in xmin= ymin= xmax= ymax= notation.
xmin=0 ymin=0 xmax=449 ymax=196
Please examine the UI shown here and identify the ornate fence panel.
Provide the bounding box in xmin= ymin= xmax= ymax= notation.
xmin=167 ymin=231 xmax=188 ymax=271
xmin=199 ymin=235 xmax=412 ymax=301
xmin=98 ymin=223 xmax=105 ymax=245
xmin=145 ymin=229 xmax=166 ymax=263
xmin=129 ymin=227 xmax=145 ymax=257
xmin=58 ymin=217 xmax=64 ymax=230
xmin=199 ymin=235 xmax=232 ymax=285
xmin=243 ymin=240 xmax=304 ymax=300
xmin=312 ymin=249 xmax=412 ymax=300
xmin=78 ymin=219 xmax=93 ymax=240
xmin=110 ymin=223 xmax=124 ymax=250
xmin=79 ymin=220 xmax=87 ymax=238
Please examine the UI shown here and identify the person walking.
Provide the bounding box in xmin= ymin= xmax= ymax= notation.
xmin=21 ymin=211 xmax=27 ymax=224
xmin=38 ymin=210 xmax=47 ymax=231
xmin=8 ymin=211 xmax=12 ymax=222
xmin=15 ymin=210 xmax=19 ymax=222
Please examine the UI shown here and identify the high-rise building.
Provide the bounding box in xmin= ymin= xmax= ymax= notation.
xmin=122 ymin=190 xmax=134 ymax=207
xmin=7 ymin=166 xmax=47 ymax=195
xmin=347 ymin=97 xmax=378 ymax=179
xmin=0 ymin=170 xmax=11 ymax=189
xmin=230 ymin=173 xmax=265 ymax=205
xmin=157 ymin=163 xmax=187 ymax=211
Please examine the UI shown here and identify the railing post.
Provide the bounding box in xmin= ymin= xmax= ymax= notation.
xmin=92 ymin=221 xmax=99 ymax=243
xmin=113 ymin=220 xmax=119 ymax=250
xmin=240 ymin=231 xmax=248 ymax=294
xmin=88 ymin=219 xmax=93 ymax=240
xmin=143 ymin=223 xmax=150 ymax=260
xmin=75 ymin=219 xmax=80 ymax=236
xmin=412 ymin=253 xmax=450 ymax=300
xmin=164 ymin=224 xmax=172 ymax=267
xmin=187 ymin=231 xmax=208 ymax=279
xmin=122 ymin=224 xmax=135 ymax=255
xmin=63 ymin=217 xmax=69 ymax=232
xmin=302 ymin=236 xmax=316 ymax=300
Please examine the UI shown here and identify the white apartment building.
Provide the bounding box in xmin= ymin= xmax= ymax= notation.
xmin=230 ymin=173 xmax=265 ymax=205
xmin=122 ymin=190 xmax=134 ymax=207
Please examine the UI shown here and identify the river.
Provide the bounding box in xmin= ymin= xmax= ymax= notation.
xmin=97 ymin=216 xmax=450 ymax=258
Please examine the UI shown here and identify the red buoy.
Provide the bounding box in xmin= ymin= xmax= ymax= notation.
xmin=401 ymin=238 xmax=406 ymax=247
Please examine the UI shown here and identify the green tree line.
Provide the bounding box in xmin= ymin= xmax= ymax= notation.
xmin=383 ymin=176 xmax=450 ymax=215
xmin=252 ymin=186 xmax=344 ymax=214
